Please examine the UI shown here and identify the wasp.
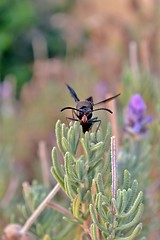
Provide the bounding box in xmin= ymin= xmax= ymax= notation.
xmin=61 ymin=84 xmax=120 ymax=133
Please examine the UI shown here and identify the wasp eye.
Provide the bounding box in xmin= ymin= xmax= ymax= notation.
xmin=87 ymin=111 xmax=92 ymax=119
xmin=79 ymin=111 xmax=83 ymax=119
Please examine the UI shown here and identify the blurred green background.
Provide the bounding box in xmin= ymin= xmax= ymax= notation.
xmin=0 ymin=0 xmax=160 ymax=239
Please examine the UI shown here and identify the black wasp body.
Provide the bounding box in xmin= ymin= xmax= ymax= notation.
xmin=61 ymin=84 xmax=120 ymax=133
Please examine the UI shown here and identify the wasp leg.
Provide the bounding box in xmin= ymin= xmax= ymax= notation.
xmin=90 ymin=119 xmax=101 ymax=132
xmin=66 ymin=117 xmax=79 ymax=122
xmin=95 ymin=120 xmax=101 ymax=133
xmin=65 ymin=117 xmax=79 ymax=128
xmin=87 ymin=117 xmax=99 ymax=132
xmin=88 ymin=117 xmax=98 ymax=121
xmin=72 ymin=110 xmax=79 ymax=119
xmin=88 ymin=119 xmax=101 ymax=141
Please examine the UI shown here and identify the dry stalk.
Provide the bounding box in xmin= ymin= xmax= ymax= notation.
xmin=20 ymin=183 xmax=60 ymax=235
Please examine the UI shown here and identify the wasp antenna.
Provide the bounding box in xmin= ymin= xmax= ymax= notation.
xmin=61 ymin=106 xmax=82 ymax=112
xmin=92 ymin=108 xmax=113 ymax=114
xmin=94 ymin=93 xmax=120 ymax=106
xmin=66 ymin=84 xmax=80 ymax=102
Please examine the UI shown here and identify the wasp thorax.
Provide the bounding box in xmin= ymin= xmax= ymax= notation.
xmin=76 ymin=101 xmax=93 ymax=111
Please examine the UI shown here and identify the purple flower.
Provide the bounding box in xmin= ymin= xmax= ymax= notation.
xmin=124 ymin=94 xmax=152 ymax=139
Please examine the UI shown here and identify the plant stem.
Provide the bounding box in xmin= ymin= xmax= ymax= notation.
xmin=107 ymin=93 xmax=120 ymax=152
xmin=38 ymin=141 xmax=50 ymax=188
xmin=47 ymin=201 xmax=73 ymax=219
xmin=20 ymin=183 xmax=60 ymax=235
xmin=111 ymin=136 xmax=118 ymax=200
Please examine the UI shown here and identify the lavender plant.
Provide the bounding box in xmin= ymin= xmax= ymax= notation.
xmin=124 ymin=94 xmax=152 ymax=140
xmin=16 ymin=181 xmax=65 ymax=239
xmin=118 ymin=94 xmax=154 ymax=237
xmin=119 ymin=94 xmax=152 ymax=183
xmin=51 ymin=120 xmax=144 ymax=239
xmin=2 ymin=120 xmax=144 ymax=239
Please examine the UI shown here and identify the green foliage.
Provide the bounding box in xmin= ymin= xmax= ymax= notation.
xmin=120 ymin=67 xmax=160 ymax=238
xmin=118 ymin=139 xmax=151 ymax=188
xmin=90 ymin=170 xmax=143 ymax=239
xmin=0 ymin=0 xmax=35 ymax=93
xmin=16 ymin=181 xmax=74 ymax=239
xmin=121 ymin=68 xmax=159 ymax=104
xmin=0 ymin=0 xmax=69 ymax=96
xmin=51 ymin=120 xmax=144 ymax=239
xmin=52 ymin=120 xmax=111 ymax=202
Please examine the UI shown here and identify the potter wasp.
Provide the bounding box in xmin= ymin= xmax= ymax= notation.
xmin=61 ymin=84 xmax=120 ymax=133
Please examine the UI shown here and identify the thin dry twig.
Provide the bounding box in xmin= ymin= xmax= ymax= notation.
xmin=140 ymin=40 xmax=150 ymax=72
xmin=38 ymin=141 xmax=50 ymax=188
xmin=0 ymin=176 xmax=19 ymax=208
xmin=20 ymin=183 xmax=60 ymax=235
xmin=106 ymin=93 xmax=120 ymax=152
xmin=47 ymin=201 xmax=73 ymax=219
xmin=111 ymin=136 xmax=118 ymax=201
xmin=22 ymin=182 xmax=34 ymax=212
xmin=129 ymin=41 xmax=139 ymax=73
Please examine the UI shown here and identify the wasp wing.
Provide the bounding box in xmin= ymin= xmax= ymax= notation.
xmin=66 ymin=84 xmax=80 ymax=102
xmin=94 ymin=93 xmax=120 ymax=106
